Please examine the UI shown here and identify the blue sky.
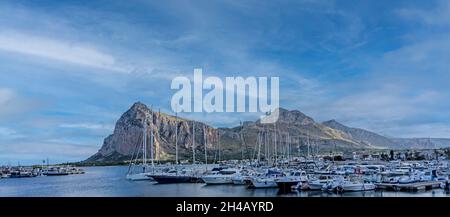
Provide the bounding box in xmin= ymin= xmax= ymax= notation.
xmin=1 ymin=0 xmax=450 ymax=165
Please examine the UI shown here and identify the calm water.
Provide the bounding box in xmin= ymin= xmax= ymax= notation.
xmin=1 ymin=166 xmax=450 ymax=197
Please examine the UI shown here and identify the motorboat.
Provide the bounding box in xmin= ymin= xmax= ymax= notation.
xmin=337 ymin=181 xmax=376 ymax=192
xmin=231 ymin=169 xmax=254 ymax=185
xmin=275 ymin=170 xmax=307 ymax=191
xmin=10 ymin=170 xmax=37 ymax=178
xmin=43 ymin=167 xmax=69 ymax=176
xmin=249 ymin=169 xmax=284 ymax=189
xmin=202 ymin=168 xmax=239 ymax=185
xmin=305 ymin=175 xmax=335 ymax=190
xmin=250 ymin=177 xmax=278 ymax=188
xmin=322 ymin=177 xmax=375 ymax=192
xmin=1 ymin=173 xmax=10 ymax=178
xmin=232 ymin=173 xmax=253 ymax=185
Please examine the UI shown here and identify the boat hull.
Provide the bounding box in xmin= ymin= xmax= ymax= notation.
xmin=276 ymin=181 xmax=299 ymax=192
xmin=340 ymin=184 xmax=376 ymax=192
xmin=250 ymin=179 xmax=278 ymax=188
xmin=202 ymin=176 xmax=233 ymax=185
xmin=150 ymin=175 xmax=193 ymax=184
xmin=308 ymin=183 xmax=326 ymax=190
xmin=45 ymin=173 xmax=69 ymax=176
xmin=126 ymin=173 xmax=154 ymax=181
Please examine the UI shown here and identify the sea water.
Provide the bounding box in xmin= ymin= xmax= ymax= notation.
xmin=1 ymin=166 xmax=450 ymax=197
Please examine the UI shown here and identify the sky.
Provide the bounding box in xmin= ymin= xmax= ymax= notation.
xmin=1 ymin=0 xmax=450 ymax=165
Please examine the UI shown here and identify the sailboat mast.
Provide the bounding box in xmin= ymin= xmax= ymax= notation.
xmin=143 ymin=116 xmax=147 ymax=166
xmin=157 ymin=108 xmax=160 ymax=162
xmin=217 ymin=131 xmax=221 ymax=162
xmin=274 ymin=123 xmax=277 ymax=164
xmin=150 ymin=110 xmax=154 ymax=167
xmin=265 ymin=130 xmax=268 ymax=162
xmin=175 ymin=112 xmax=178 ymax=164
xmin=307 ymin=132 xmax=310 ymax=157
xmin=287 ymin=133 xmax=290 ymax=161
xmin=257 ymin=131 xmax=262 ymax=162
xmin=204 ymin=125 xmax=207 ymax=170
xmin=192 ymin=121 xmax=196 ymax=164
xmin=240 ymin=121 xmax=244 ymax=161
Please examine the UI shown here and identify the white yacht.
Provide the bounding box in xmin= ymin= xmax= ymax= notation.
xmin=249 ymin=170 xmax=284 ymax=188
xmin=231 ymin=169 xmax=254 ymax=185
xmin=275 ymin=170 xmax=308 ymax=191
xmin=250 ymin=177 xmax=278 ymax=188
xmin=202 ymin=168 xmax=239 ymax=185
xmin=305 ymin=175 xmax=335 ymax=190
xmin=1 ymin=173 xmax=10 ymax=178
xmin=337 ymin=181 xmax=376 ymax=192
xmin=322 ymin=177 xmax=376 ymax=192
xmin=43 ymin=167 xmax=69 ymax=176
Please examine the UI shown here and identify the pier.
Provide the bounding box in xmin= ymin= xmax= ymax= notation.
xmin=375 ymin=181 xmax=444 ymax=191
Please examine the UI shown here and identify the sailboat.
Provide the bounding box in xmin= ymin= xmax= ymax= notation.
xmin=126 ymin=113 xmax=154 ymax=181
xmin=150 ymin=120 xmax=198 ymax=184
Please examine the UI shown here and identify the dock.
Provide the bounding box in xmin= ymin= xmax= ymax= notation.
xmin=375 ymin=181 xmax=444 ymax=191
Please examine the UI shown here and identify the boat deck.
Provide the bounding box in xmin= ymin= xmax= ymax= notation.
xmin=375 ymin=181 xmax=444 ymax=191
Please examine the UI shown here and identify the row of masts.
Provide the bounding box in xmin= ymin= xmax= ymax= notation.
xmin=141 ymin=111 xmax=325 ymax=168
xmin=141 ymin=109 xmax=216 ymax=168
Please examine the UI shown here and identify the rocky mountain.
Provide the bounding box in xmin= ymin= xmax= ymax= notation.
xmin=322 ymin=120 xmax=394 ymax=148
xmin=86 ymin=102 xmax=219 ymax=162
xmin=85 ymin=102 xmax=450 ymax=163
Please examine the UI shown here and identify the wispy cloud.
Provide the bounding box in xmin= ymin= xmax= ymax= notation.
xmin=0 ymin=31 xmax=130 ymax=73
xmin=0 ymin=88 xmax=37 ymax=119
xmin=59 ymin=123 xmax=114 ymax=131
xmin=0 ymin=126 xmax=24 ymax=139
xmin=396 ymin=0 xmax=450 ymax=26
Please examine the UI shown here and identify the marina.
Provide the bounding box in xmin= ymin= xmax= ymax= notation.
xmin=2 ymin=165 xmax=450 ymax=197
xmin=1 ymin=165 xmax=85 ymax=179
xmin=114 ymin=108 xmax=450 ymax=196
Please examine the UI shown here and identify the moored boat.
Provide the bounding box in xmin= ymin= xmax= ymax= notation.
xmin=202 ymin=168 xmax=239 ymax=185
xmin=275 ymin=171 xmax=307 ymax=192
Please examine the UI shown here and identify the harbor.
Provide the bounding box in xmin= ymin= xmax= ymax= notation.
xmin=1 ymin=165 xmax=85 ymax=179
xmin=116 ymin=108 xmax=450 ymax=196
xmin=3 ymin=109 xmax=450 ymax=197
xmin=122 ymin=156 xmax=450 ymax=194
xmin=2 ymin=165 xmax=450 ymax=197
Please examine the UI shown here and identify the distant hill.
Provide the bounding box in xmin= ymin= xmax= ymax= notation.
xmin=322 ymin=120 xmax=394 ymax=148
xmin=391 ymin=138 xmax=450 ymax=149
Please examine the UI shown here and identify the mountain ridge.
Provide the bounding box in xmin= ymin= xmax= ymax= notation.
xmin=85 ymin=102 xmax=450 ymax=162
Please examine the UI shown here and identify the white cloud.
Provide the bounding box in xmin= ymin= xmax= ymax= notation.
xmin=396 ymin=0 xmax=450 ymax=26
xmin=0 ymin=88 xmax=36 ymax=118
xmin=0 ymin=126 xmax=23 ymax=139
xmin=0 ymin=88 xmax=14 ymax=104
xmin=0 ymin=31 xmax=130 ymax=73
xmin=59 ymin=123 xmax=114 ymax=131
